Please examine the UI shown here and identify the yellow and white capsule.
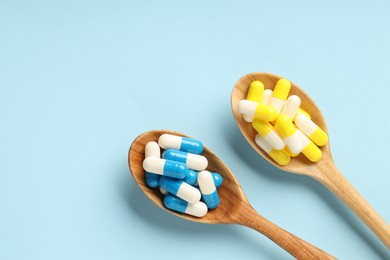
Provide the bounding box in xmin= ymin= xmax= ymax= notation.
xmin=269 ymin=79 xmax=291 ymax=115
xmin=243 ymin=81 xmax=264 ymax=122
xmin=255 ymin=134 xmax=290 ymax=165
xmin=275 ymin=114 xmax=303 ymax=154
xmin=281 ymin=95 xmax=301 ymax=120
xmin=295 ymin=114 xmax=328 ymax=146
xmin=295 ymin=108 xmax=311 ymax=120
xmin=252 ymin=119 xmax=285 ymax=150
xmin=238 ymin=100 xmax=278 ymax=121
xmin=285 ymin=146 xmax=299 ymax=157
xmin=296 ymin=129 xmax=322 ymax=162
xmin=262 ymin=89 xmax=273 ymax=104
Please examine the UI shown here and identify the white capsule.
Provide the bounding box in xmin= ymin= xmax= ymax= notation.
xmin=283 ymin=132 xmax=303 ymax=154
xmin=145 ymin=141 xmax=160 ymax=158
xmin=238 ymin=100 xmax=258 ymax=116
xmin=295 ymin=114 xmax=317 ymax=135
xmin=143 ymin=157 xmax=165 ymax=174
xmin=243 ymin=114 xmax=253 ymax=122
xmin=281 ymin=95 xmax=301 ymax=120
xmin=159 ymin=134 xmax=181 ymax=149
xmin=176 ymin=182 xmax=201 ymax=204
xmin=185 ymin=201 xmax=208 ymax=217
xmin=268 ymin=98 xmax=284 ymax=115
xmin=262 ymin=89 xmax=273 ymax=104
xmin=255 ymin=134 xmax=273 ymax=153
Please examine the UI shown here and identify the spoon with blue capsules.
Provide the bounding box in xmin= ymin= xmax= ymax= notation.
xmin=129 ymin=130 xmax=336 ymax=259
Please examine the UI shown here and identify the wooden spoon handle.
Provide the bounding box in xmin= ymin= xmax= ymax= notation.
xmin=315 ymin=163 xmax=390 ymax=248
xmin=237 ymin=205 xmax=336 ymax=259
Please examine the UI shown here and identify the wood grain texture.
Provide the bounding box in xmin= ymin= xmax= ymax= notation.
xmin=231 ymin=72 xmax=390 ymax=249
xmin=129 ymin=130 xmax=336 ymax=259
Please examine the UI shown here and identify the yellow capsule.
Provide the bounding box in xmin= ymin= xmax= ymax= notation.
xmin=285 ymin=146 xmax=299 ymax=157
xmin=238 ymin=100 xmax=278 ymax=122
xmin=247 ymin=81 xmax=264 ymax=102
xmin=275 ymin=114 xmax=303 ymax=154
xmin=295 ymin=114 xmax=328 ymax=146
xmin=297 ymin=130 xmax=322 ymax=162
xmin=255 ymin=134 xmax=290 ymax=166
xmin=252 ymin=119 xmax=285 ymax=150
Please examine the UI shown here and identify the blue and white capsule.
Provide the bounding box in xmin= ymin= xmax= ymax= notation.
xmin=194 ymin=172 xmax=223 ymax=188
xmin=143 ymin=157 xmax=187 ymax=179
xmin=144 ymin=141 xmax=161 ymax=188
xmin=163 ymin=149 xmax=208 ymax=171
xmin=164 ymin=195 xmax=207 ymax=218
xmin=197 ymin=171 xmax=220 ymax=209
xmin=211 ymin=172 xmax=223 ymax=188
xmin=159 ymin=187 xmax=168 ymax=195
xmin=160 ymin=177 xmax=201 ymax=204
xmin=184 ymin=170 xmax=198 ymax=186
xmin=158 ymin=134 xmax=203 ymax=154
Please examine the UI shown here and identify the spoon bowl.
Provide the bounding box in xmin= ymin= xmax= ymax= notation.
xmin=129 ymin=129 xmax=336 ymax=259
xmin=129 ymin=130 xmax=245 ymax=224
xmin=231 ymin=72 xmax=390 ymax=248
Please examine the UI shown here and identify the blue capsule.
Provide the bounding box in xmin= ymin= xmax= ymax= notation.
xmin=158 ymin=134 xmax=204 ymax=154
xmin=160 ymin=177 xmax=201 ymax=204
xmin=145 ymin=172 xmax=161 ymax=188
xmin=164 ymin=195 xmax=207 ymax=217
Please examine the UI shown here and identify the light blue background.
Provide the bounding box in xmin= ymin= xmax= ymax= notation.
xmin=1 ymin=1 xmax=389 ymax=259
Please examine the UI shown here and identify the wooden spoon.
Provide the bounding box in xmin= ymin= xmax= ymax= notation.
xmin=129 ymin=130 xmax=336 ymax=259
xmin=231 ymin=72 xmax=390 ymax=249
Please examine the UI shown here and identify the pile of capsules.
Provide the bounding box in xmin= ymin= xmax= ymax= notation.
xmin=237 ymin=79 xmax=328 ymax=165
xmin=142 ymin=134 xmax=223 ymax=217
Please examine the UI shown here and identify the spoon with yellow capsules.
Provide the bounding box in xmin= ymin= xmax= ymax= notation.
xmin=231 ymin=72 xmax=390 ymax=249
xmin=129 ymin=130 xmax=336 ymax=259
